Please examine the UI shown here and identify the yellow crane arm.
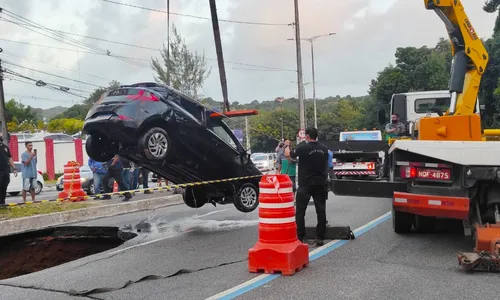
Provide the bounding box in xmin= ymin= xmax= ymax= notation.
xmin=424 ymin=0 xmax=489 ymax=116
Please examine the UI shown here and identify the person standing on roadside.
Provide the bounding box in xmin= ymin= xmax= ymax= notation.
xmin=290 ymin=127 xmax=329 ymax=247
xmin=101 ymin=155 xmax=132 ymax=201
xmin=281 ymin=139 xmax=297 ymax=192
xmin=120 ymin=157 xmax=132 ymax=191
xmin=0 ymin=132 xmax=17 ymax=205
xmin=141 ymin=167 xmax=153 ymax=194
xmin=21 ymin=141 xmax=37 ymax=203
xmin=88 ymin=157 xmax=106 ymax=194
xmin=275 ymin=141 xmax=285 ymax=173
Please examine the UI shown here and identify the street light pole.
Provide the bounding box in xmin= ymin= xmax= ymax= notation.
xmin=310 ymin=40 xmax=317 ymax=128
xmin=166 ymin=0 xmax=170 ymax=86
xmin=287 ymin=32 xmax=335 ymax=129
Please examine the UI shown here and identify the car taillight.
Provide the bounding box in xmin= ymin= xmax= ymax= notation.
xmin=400 ymin=166 xmax=416 ymax=178
xmin=126 ymin=89 xmax=159 ymax=101
xmin=37 ymin=170 xmax=42 ymax=175
xmin=118 ymin=115 xmax=133 ymax=120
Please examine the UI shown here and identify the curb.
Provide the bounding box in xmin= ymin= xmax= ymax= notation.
xmin=0 ymin=194 xmax=184 ymax=237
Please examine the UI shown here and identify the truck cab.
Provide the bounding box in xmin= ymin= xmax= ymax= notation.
xmin=381 ymin=90 xmax=481 ymax=137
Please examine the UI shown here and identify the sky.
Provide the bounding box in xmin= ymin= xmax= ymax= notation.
xmin=0 ymin=0 xmax=497 ymax=110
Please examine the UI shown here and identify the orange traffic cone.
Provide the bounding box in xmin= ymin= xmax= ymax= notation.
xmin=248 ymin=174 xmax=309 ymax=275
xmin=58 ymin=161 xmax=87 ymax=202
xmin=113 ymin=181 xmax=118 ymax=192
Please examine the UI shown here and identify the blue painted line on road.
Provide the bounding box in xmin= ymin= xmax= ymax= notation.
xmin=211 ymin=212 xmax=392 ymax=300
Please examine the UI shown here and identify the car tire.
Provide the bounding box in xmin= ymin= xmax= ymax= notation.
xmin=35 ymin=181 xmax=43 ymax=195
xmin=392 ymin=207 xmax=413 ymax=234
xmin=9 ymin=192 xmax=19 ymax=196
xmin=86 ymin=134 xmax=117 ymax=162
xmin=182 ymin=187 xmax=207 ymax=208
xmin=234 ymin=183 xmax=259 ymax=213
xmin=139 ymin=127 xmax=172 ymax=161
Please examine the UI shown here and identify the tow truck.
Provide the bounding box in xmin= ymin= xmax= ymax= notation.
xmin=332 ymin=0 xmax=500 ymax=272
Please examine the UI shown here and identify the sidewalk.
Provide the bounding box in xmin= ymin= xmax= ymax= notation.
xmin=0 ymin=193 xmax=183 ymax=237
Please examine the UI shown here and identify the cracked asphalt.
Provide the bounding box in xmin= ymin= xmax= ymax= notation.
xmin=0 ymin=193 xmax=497 ymax=300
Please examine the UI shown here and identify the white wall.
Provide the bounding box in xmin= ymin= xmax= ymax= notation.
xmin=14 ymin=141 xmax=89 ymax=174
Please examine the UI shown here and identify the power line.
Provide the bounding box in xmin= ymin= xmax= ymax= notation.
xmin=0 ymin=50 xmax=111 ymax=82
xmin=3 ymin=60 xmax=105 ymax=88
xmin=0 ymin=21 xmax=296 ymax=72
xmin=101 ymin=0 xmax=292 ymax=26
xmin=4 ymin=92 xmax=79 ymax=104
xmin=0 ymin=9 xmax=152 ymax=70
xmin=3 ymin=68 xmax=91 ymax=97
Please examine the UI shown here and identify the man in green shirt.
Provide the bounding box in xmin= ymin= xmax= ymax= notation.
xmin=281 ymin=139 xmax=297 ymax=192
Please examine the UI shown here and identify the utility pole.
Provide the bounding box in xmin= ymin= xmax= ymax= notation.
xmin=293 ymin=0 xmax=305 ymax=141
xmin=275 ymin=97 xmax=285 ymax=141
xmin=166 ymin=0 xmax=171 ymax=86
xmin=245 ymin=116 xmax=250 ymax=152
xmin=0 ymin=59 xmax=7 ymax=140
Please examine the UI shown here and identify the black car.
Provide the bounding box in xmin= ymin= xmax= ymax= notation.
xmin=82 ymin=82 xmax=262 ymax=212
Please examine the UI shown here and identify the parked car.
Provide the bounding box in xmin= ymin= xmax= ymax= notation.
xmin=56 ymin=165 xmax=122 ymax=194
xmin=82 ymin=82 xmax=262 ymax=212
xmin=8 ymin=162 xmax=45 ymax=196
xmin=251 ymin=153 xmax=276 ymax=172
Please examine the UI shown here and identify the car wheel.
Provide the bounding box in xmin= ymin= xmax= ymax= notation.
xmin=139 ymin=127 xmax=171 ymax=161
xmin=9 ymin=192 xmax=20 ymax=196
xmin=392 ymin=207 xmax=413 ymax=234
xmin=234 ymin=183 xmax=259 ymax=213
xmin=182 ymin=187 xmax=207 ymax=208
xmin=35 ymin=181 xmax=43 ymax=195
xmin=86 ymin=134 xmax=117 ymax=162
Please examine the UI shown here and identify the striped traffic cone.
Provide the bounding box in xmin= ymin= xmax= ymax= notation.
xmin=113 ymin=181 xmax=118 ymax=192
xmin=248 ymin=174 xmax=309 ymax=275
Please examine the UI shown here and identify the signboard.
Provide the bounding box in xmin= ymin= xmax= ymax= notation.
xmin=298 ymin=129 xmax=306 ymax=142
xmin=339 ymin=130 xmax=382 ymax=141
xmin=232 ymin=129 xmax=244 ymax=143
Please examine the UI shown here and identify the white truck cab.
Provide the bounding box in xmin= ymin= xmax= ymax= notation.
xmin=386 ymin=90 xmax=481 ymax=136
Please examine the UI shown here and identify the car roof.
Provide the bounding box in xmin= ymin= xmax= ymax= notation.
xmin=118 ymin=82 xmax=210 ymax=112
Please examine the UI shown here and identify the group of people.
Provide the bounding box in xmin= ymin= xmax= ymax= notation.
xmin=274 ymin=128 xmax=330 ymax=247
xmin=88 ymin=155 xmax=163 ymax=201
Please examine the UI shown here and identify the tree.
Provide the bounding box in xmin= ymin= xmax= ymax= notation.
xmin=151 ymin=24 xmax=211 ymax=98
xmin=47 ymin=118 xmax=84 ymax=135
xmin=5 ymin=99 xmax=39 ymax=124
xmin=484 ymin=0 xmax=500 ymax=34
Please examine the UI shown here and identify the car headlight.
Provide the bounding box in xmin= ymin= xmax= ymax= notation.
xmin=80 ymin=177 xmax=88 ymax=182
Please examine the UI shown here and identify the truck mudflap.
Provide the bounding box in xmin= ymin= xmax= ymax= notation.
xmin=458 ymin=224 xmax=500 ymax=272
xmin=393 ymin=192 xmax=470 ymax=220
xmin=329 ymin=179 xmax=407 ymax=198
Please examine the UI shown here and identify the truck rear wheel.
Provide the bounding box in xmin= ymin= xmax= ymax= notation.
xmin=415 ymin=215 xmax=435 ymax=233
xmin=392 ymin=207 xmax=413 ymax=234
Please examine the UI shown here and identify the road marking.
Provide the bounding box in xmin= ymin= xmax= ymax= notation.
xmin=205 ymin=211 xmax=392 ymax=300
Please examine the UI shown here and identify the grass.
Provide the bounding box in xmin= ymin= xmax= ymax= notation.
xmin=45 ymin=180 xmax=57 ymax=185
xmin=0 ymin=201 xmax=91 ymax=220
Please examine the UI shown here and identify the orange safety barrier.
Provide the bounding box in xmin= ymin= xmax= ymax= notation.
xmin=248 ymin=174 xmax=309 ymax=275
xmin=58 ymin=161 xmax=87 ymax=202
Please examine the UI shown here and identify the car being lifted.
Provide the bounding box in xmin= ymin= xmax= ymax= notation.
xmin=82 ymin=82 xmax=262 ymax=213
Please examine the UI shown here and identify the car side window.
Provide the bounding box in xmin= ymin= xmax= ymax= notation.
xmin=13 ymin=163 xmax=21 ymax=173
xmin=212 ymin=126 xmax=237 ymax=150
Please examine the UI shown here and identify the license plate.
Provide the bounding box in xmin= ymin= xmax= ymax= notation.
xmin=416 ymin=168 xmax=450 ymax=180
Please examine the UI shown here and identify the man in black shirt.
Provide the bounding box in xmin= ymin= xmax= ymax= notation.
xmin=0 ymin=132 xmax=17 ymax=205
xmin=290 ymin=127 xmax=329 ymax=247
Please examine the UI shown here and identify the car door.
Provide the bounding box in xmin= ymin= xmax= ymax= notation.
xmin=7 ymin=163 xmax=22 ymax=193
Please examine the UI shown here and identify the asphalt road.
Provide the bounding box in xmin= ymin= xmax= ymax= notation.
xmin=0 ymin=193 xmax=498 ymax=300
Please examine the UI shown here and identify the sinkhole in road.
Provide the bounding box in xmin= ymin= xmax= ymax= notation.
xmin=0 ymin=226 xmax=137 ymax=280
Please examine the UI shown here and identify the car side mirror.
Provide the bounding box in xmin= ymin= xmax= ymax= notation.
xmin=377 ymin=109 xmax=386 ymax=126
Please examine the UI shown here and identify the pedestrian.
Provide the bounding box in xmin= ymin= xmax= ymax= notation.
xmin=88 ymin=157 xmax=107 ymax=194
xmin=281 ymin=139 xmax=297 ymax=192
xmin=275 ymin=141 xmax=285 ymax=173
xmin=0 ymin=132 xmax=17 ymax=205
xmin=130 ymin=161 xmax=141 ymax=190
xmin=100 ymin=155 xmax=133 ymax=201
xmin=120 ymin=157 xmax=132 ymax=191
xmin=21 ymin=141 xmax=38 ymax=203
xmin=290 ymin=127 xmax=329 ymax=247
xmin=141 ymin=167 xmax=153 ymax=194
